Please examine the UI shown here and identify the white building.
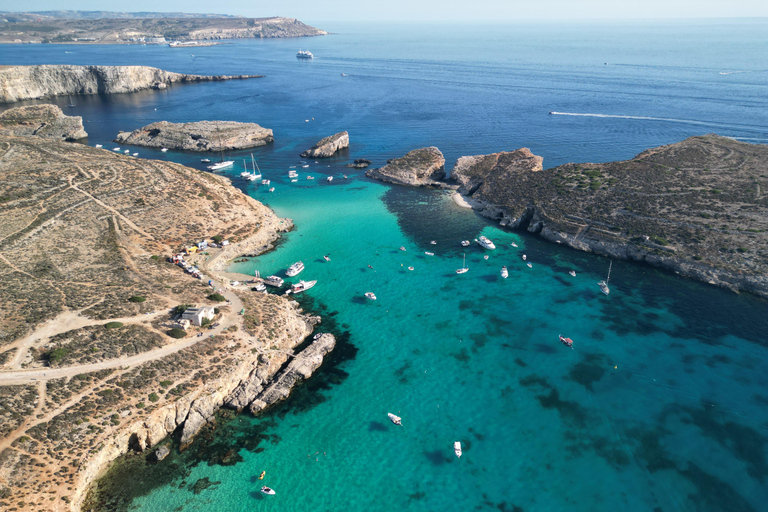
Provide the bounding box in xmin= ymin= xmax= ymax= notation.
xmin=181 ymin=306 xmax=215 ymax=327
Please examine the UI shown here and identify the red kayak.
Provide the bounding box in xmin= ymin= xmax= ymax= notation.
xmin=559 ymin=334 xmax=574 ymax=348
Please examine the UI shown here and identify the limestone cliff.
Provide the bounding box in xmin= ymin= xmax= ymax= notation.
xmin=115 ymin=120 xmax=274 ymax=151
xmin=365 ymin=147 xmax=447 ymax=187
xmin=0 ymin=65 xmax=262 ymax=103
xmin=0 ymin=104 xmax=87 ymax=140
xmin=300 ymin=131 xmax=349 ymax=158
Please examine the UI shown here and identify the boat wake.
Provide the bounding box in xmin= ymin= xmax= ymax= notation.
xmin=547 ymin=111 xmax=765 ymax=133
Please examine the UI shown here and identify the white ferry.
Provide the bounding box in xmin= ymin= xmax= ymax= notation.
xmin=476 ymin=236 xmax=496 ymax=250
xmin=286 ymin=261 xmax=305 ymax=277
xmin=296 ymin=49 xmax=314 ymax=59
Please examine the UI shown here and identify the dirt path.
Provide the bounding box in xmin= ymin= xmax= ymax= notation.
xmin=0 ymin=380 xmax=46 ymax=453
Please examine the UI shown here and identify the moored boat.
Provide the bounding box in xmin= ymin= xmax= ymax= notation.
xmin=365 ymin=292 xmax=377 ymax=300
xmin=527 ymin=262 xmax=532 ymax=268
xmin=290 ymin=279 xmax=317 ymax=294
xmin=323 ymin=255 xmax=331 ymax=262
xmin=260 ymin=486 xmax=276 ymax=495
xmin=264 ymin=275 xmax=284 ymax=287
xmin=569 ymin=270 xmax=576 ymax=277
xmin=425 ymin=251 xmax=434 ymax=256
xmin=461 ymin=240 xmax=470 ymax=247
xmin=476 ymin=236 xmax=496 ymax=249
xmin=388 ymin=413 xmax=402 ymax=426
xmin=286 ymin=261 xmax=305 ymax=277
xmin=559 ymin=334 xmax=574 ymax=348
xmin=327 ymin=176 xmax=333 ymax=182
xmin=207 ymin=160 xmax=234 ymax=171
xmin=456 ymin=253 xmax=469 ymax=274
xmin=501 ymin=266 xmax=508 ymax=278
xmin=454 ymin=441 xmax=462 ymax=458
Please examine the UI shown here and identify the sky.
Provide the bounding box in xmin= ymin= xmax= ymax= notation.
xmin=4 ymin=0 xmax=768 ymax=22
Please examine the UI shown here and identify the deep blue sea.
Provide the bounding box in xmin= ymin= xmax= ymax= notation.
xmin=3 ymin=19 xmax=768 ymax=512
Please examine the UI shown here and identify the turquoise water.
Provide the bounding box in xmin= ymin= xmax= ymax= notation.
xmin=3 ymin=19 xmax=768 ymax=512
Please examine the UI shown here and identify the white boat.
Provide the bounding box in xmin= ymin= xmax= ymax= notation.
xmin=511 ymin=242 xmax=518 ymax=247
xmin=260 ymin=486 xmax=276 ymax=495
xmin=399 ymin=246 xmax=406 ymax=251
xmin=461 ymin=240 xmax=470 ymax=247
xmin=252 ymin=282 xmax=267 ymax=292
xmin=327 ymin=176 xmax=333 ymax=182
xmin=476 ymin=236 xmax=496 ymax=250
xmin=269 ymin=187 xmax=275 ymax=192
xmin=527 ymin=262 xmax=533 ymax=268
xmin=207 ymin=160 xmax=234 ymax=171
xmin=388 ymin=413 xmax=402 ymax=426
xmin=201 ymin=158 xmax=211 ymax=163
xmin=430 ymin=240 xmax=437 ymax=245
xmin=113 ymin=147 xmax=120 ymax=151
xmin=323 ymin=255 xmax=331 ymax=262
xmin=365 ymin=292 xmax=377 ymax=300
xmin=501 ymin=266 xmax=508 ymax=278
xmin=95 ymin=144 xmax=103 ymax=148
xmin=483 ymin=255 xmax=489 ymax=260
xmin=341 ymin=73 xmax=347 ymax=77
xmin=425 ymin=252 xmax=434 ymax=256
xmin=161 ymin=148 xmax=168 ymax=152
xmin=456 ymin=253 xmax=468 ymax=274
xmin=251 ymin=154 xmax=262 ymax=179
xmin=264 ymin=275 xmax=284 ymax=287
xmin=307 ymin=175 xmax=314 ymax=180
xmin=454 ymin=441 xmax=462 ymax=458
xmin=297 ymin=49 xmax=314 ymax=59
xmin=598 ymin=261 xmax=612 ymax=295
xmin=286 ymin=261 xmax=305 ymax=277
xmin=522 ymin=254 xmax=527 ymax=261
xmin=569 ymin=270 xmax=576 ymax=277
xmin=124 ymin=149 xmax=130 ymax=154
xmin=290 ymin=280 xmax=317 ymax=294
xmin=132 ymin=152 xmax=139 ymax=156
xmin=291 ymin=179 xmax=298 ymax=182
xmin=245 ymin=174 xmax=258 ymax=181
xmin=302 ymin=164 xmax=310 ymax=168
xmin=262 ymin=179 xmax=271 ymax=185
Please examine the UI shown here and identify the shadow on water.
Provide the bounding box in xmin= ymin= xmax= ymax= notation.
xmin=84 ymin=296 xmax=357 ymax=512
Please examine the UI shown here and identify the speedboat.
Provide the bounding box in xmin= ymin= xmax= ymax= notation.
xmin=207 ymin=161 xmax=234 ymax=171
xmin=424 ymin=252 xmax=434 ymax=256
xmin=291 ymin=179 xmax=298 ymax=182
xmin=522 ymin=254 xmax=527 ymax=261
xmin=483 ymin=255 xmax=489 ymax=260
xmin=365 ymin=292 xmax=377 ymax=300
xmin=501 ymin=266 xmax=508 ymax=278
xmin=201 ymin=158 xmax=211 ymax=163
xmin=95 ymin=144 xmax=103 ymax=148
xmin=461 ymin=240 xmax=470 ymax=247
xmin=262 ymin=179 xmax=270 ymax=185
xmin=408 ymin=266 xmax=414 ymax=271
xmin=559 ymin=334 xmax=574 ymax=348
xmin=430 ymin=240 xmax=437 ymax=245
xmin=286 ymin=261 xmax=305 ymax=277
xmin=323 ymin=255 xmax=331 ymax=262
xmin=327 ymin=176 xmax=333 ymax=182
xmin=264 ymin=275 xmax=284 ymax=287
xmin=511 ymin=242 xmax=518 ymax=247
xmin=302 ymin=164 xmax=310 ymax=168
xmin=476 ymin=236 xmax=496 ymax=250
xmin=307 ymin=175 xmax=314 ymax=180
xmin=527 ymin=262 xmax=532 ymax=268
xmin=343 ymin=175 xmax=348 ymax=179
xmin=113 ymin=147 xmax=120 ymax=151
xmin=252 ymin=282 xmax=267 ymax=292
xmin=399 ymin=246 xmax=406 ymax=251
xmin=161 ymin=148 xmax=168 ymax=152
xmin=132 ymin=152 xmax=139 ymax=156
xmin=289 ymin=280 xmax=317 ymax=294
xmin=124 ymin=149 xmax=130 ymax=154
xmin=260 ymin=486 xmax=276 ymax=495
xmin=454 ymin=441 xmax=462 ymax=458
xmin=388 ymin=413 xmax=402 ymax=426
xmin=569 ymin=270 xmax=576 ymax=277
xmin=269 ymin=187 xmax=275 ymax=192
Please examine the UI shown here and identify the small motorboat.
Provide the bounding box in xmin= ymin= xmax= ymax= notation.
xmin=307 ymin=175 xmax=315 ymax=180
xmin=430 ymin=240 xmax=437 ymax=245
xmin=343 ymin=174 xmax=348 ymax=179
xmin=252 ymin=282 xmax=267 ymax=292
xmin=260 ymin=486 xmax=275 ymax=495
xmin=399 ymin=246 xmax=406 ymax=251
xmin=262 ymin=179 xmax=271 ymax=185
xmin=327 ymin=176 xmax=333 ymax=182
xmin=132 ymin=152 xmax=139 ymax=156
xmin=291 ymin=179 xmax=298 ymax=182
xmin=425 ymin=251 xmax=434 ymax=256
xmin=201 ymin=158 xmax=211 ymax=163
xmin=323 ymin=255 xmax=331 ymax=262
xmin=341 ymin=73 xmax=347 ymax=77
xmin=161 ymin=148 xmax=168 ymax=152
xmin=501 ymin=266 xmax=508 ymax=278
xmin=388 ymin=413 xmax=402 ymax=426
xmin=408 ymin=266 xmax=414 ymax=271
xmin=95 ymin=144 xmax=103 ymax=148
xmin=522 ymin=254 xmax=527 ymax=261
xmin=124 ymin=149 xmax=130 ymax=154
xmin=461 ymin=240 xmax=470 ymax=247
xmin=569 ymin=270 xmax=576 ymax=277
xmin=527 ymin=262 xmax=532 ymax=268
xmin=113 ymin=147 xmax=120 ymax=151
xmin=454 ymin=441 xmax=462 ymax=458
xmin=483 ymin=255 xmax=489 ymax=260
xmin=303 ymin=164 xmax=310 ymax=168
xmin=269 ymin=187 xmax=275 ymax=192
xmin=511 ymin=242 xmax=518 ymax=247
xmin=365 ymin=292 xmax=377 ymax=300
xmin=289 ymin=279 xmax=317 ymax=294
xmin=559 ymin=334 xmax=574 ymax=348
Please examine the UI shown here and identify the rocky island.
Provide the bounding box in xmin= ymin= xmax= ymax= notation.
xmin=368 ymin=136 xmax=768 ymax=298
xmin=365 ymin=146 xmax=447 ymax=187
xmin=0 ymin=65 xmax=262 ymax=103
xmin=300 ymin=131 xmax=349 ymax=158
xmin=0 ymin=104 xmax=87 ymax=141
xmin=0 ymin=12 xmax=327 ymax=45
xmin=0 ymin=119 xmax=333 ymax=510
xmin=115 ymin=120 xmax=274 ymax=151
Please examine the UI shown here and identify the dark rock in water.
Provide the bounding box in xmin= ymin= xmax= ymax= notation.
xmin=154 ymin=444 xmax=171 ymax=462
xmin=214 ymin=448 xmax=244 ymax=466
xmin=191 ymin=477 xmax=221 ymax=495
xmin=346 ymin=158 xmax=371 ymax=168
xmin=115 ymin=120 xmax=273 ymax=151
xmin=301 ymin=131 xmax=349 ymax=158
xmin=365 ymin=147 xmax=449 ymax=187
xmin=0 ymin=104 xmax=87 ymax=141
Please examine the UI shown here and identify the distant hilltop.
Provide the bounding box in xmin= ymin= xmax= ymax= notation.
xmin=0 ymin=14 xmax=327 ymax=44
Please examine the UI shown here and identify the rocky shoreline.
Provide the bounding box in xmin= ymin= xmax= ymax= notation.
xmin=0 ymin=65 xmax=262 ymax=103
xmin=115 ymin=120 xmax=274 ymax=152
xmin=367 ymin=137 xmax=768 ymax=299
xmin=0 ymin=104 xmax=87 ymax=141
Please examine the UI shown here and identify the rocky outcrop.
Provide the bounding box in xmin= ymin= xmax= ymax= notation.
xmin=365 ymin=147 xmax=448 ymax=187
xmin=301 ymin=131 xmax=349 ymax=158
xmin=249 ymin=334 xmax=336 ymax=414
xmin=0 ymin=104 xmax=87 ymax=140
xmin=0 ymin=65 xmax=262 ymax=103
xmin=450 ymin=136 xmax=768 ymax=299
xmin=346 ymin=158 xmax=371 ymax=169
xmin=114 ymin=120 xmax=274 ymax=151
xmin=154 ymin=445 xmax=170 ymax=462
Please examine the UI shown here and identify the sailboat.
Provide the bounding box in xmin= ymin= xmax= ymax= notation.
xmin=207 ymin=122 xmax=234 ymax=171
xmin=251 ymin=153 xmax=262 ymax=179
xmin=66 ymin=94 xmax=76 ymax=108
xmin=456 ymin=253 xmax=468 ymax=274
xmin=598 ymin=261 xmax=612 ymax=295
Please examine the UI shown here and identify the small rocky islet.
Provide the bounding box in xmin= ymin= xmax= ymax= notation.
xmin=300 ymin=130 xmax=349 ymax=158
xmin=115 ymin=120 xmax=274 ymax=151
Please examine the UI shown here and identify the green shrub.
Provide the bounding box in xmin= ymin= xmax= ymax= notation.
xmin=148 ymin=393 xmax=159 ymax=402
xmin=650 ymin=235 xmax=670 ymax=246
xmin=47 ymin=347 xmax=71 ymax=363
xmin=213 ymin=308 xmax=220 ymax=315
xmin=201 ymin=317 xmax=212 ymax=326
xmin=211 ymin=235 xmax=223 ymax=243
xmin=104 ymin=322 xmax=123 ymax=329
xmin=208 ymin=293 xmax=226 ymax=302
xmin=150 ymin=255 xmax=160 ymax=261
xmin=128 ymin=296 xmax=146 ymax=303
xmin=737 ymin=247 xmax=748 ymax=253
xmin=168 ymin=328 xmax=187 ymax=339
xmin=136 ymin=402 xmax=145 ymax=409
xmin=159 ymin=380 xmax=173 ymax=388
xmin=173 ymin=304 xmax=191 ymax=315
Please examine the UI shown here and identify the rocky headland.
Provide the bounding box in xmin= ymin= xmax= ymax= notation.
xmin=115 ymin=120 xmax=274 ymax=151
xmin=0 ymin=65 xmax=262 ymax=103
xmin=0 ymin=104 xmax=87 ymax=141
xmin=0 ymin=133 xmax=333 ymax=511
xmin=365 ymin=146 xmax=447 ymax=187
xmin=0 ymin=14 xmax=327 ymax=44
xmin=300 ymin=131 xmax=349 ymax=158
xmin=372 ymin=136 xmax=768 ymax=298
